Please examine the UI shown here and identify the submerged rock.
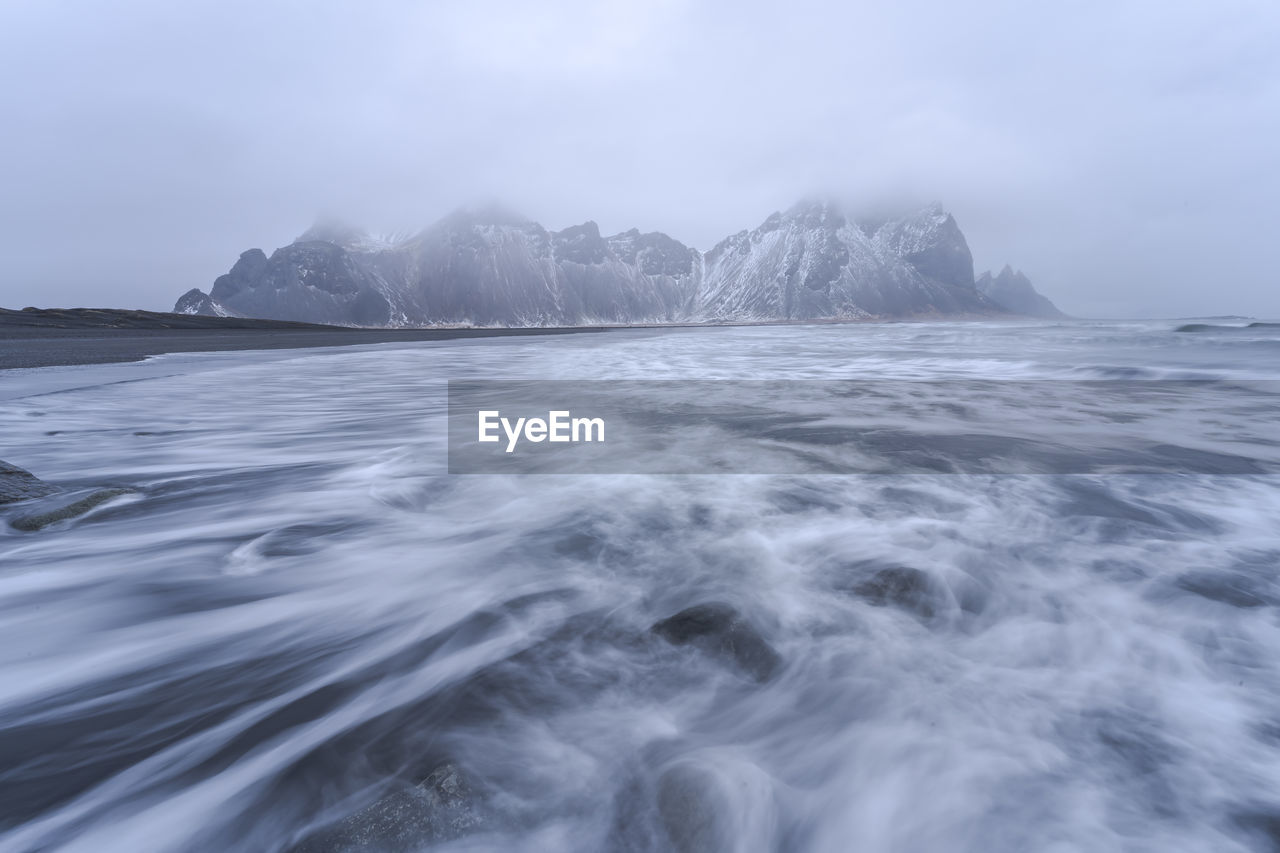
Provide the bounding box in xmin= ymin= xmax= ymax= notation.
xmin=1233 ymin=809 xmax=1280 ymax=851
xmin=296 ymin=764 xmax=481 ymax=853
xmin=656 ymin=764 xmax=732 ymax=853
xmin=851 ymin=566 xmax=939 ymax=620
xmin=1175 ymin=571 xmax=1274 ymax=608
xmin=10 ymin=488 xmax=132 ymax=532
xmin=655 ymin=757 xmax=778 ymax=853
xmin=0 ymin=460 xmax=61 ymax=505
xmin=651 ymin=603 xmax=781 ymax=682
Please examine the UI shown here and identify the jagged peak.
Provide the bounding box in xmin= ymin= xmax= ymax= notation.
xmin=605 ymin=227 xmax=689 ymax=246
xmin=605 ymin=228 xmax=697 ymax=275
xmin=975 ymin=266 xmax=1068 ymax=318
xmin=980 ymin=265 xmax=1035 ymax=285
xmin=554 ymin=220 xmax=602 ymax=240
xmin=552 ymin=221 xmax=608 ymax=264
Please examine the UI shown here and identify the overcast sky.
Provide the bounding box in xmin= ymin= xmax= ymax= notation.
xmin=1 ymin=0 xmax=1277 ymax=318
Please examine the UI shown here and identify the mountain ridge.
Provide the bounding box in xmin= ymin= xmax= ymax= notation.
xmin=177 ymin=201 xmax=1067 ymax=326
xmin=975 ymin=264 xmax=1069 ymax=319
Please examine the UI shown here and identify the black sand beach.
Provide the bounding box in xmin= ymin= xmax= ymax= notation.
xmin=0 ymin=308 xmax=607 ymax=369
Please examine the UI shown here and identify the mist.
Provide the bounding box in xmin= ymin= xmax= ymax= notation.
xmin=1 ymin=0 xmax=1277 ymax=318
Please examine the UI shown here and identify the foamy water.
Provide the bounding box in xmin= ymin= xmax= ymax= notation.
xmin=3 ymin=320 xmax=1280 ymax=852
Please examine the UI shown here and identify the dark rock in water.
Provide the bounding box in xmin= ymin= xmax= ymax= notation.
xmin=852 ymin=566 xmax=939 ymax=620
xmin=10 ymin=488 xmax=132 ymax=532
xmin=656 ymin=764 xmax=732 ymax=853
xmin=0 ymin=460 xmax=61 ymax=505
xmin=653 ymin=758 xmax=777 ymax=853
xmin=651 ymin=603 xmax=781 ymax=682
xmin=1175 ymin=571 xmax=1274 ymax=608
xmin=296 ymin=764 xmax=481 ymax=853
xmin=949 ymin=573 xmax=991 ymax=616
xmin=1233 ymin=809 xmax=1280 ymax=852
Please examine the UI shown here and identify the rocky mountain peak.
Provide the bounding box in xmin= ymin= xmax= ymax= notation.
xmin=866 ymin=205 xmax=974 ymax=290
xmin=552 ymin=221 xmax=608 ymax=264
xmin=177 ymin=198 xmax=1062 ymax=326
xmin=174 ymin=288 xmax=234 ymax=317
xmin=607 ymin=229 xmax=697 ymax=276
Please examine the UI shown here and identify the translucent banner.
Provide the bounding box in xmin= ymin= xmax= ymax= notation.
xmin=446 ymin=380 xmax=1280 ymax=474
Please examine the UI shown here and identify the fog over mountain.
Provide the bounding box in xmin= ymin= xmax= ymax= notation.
xmin=2 ymin=1 xmax=1278 ymax=317
xmin=176 ymin=201 xmax=1066 ymax=326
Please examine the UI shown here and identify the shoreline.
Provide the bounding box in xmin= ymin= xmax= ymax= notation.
xmin=0 ymin=326 xmax=616 ymax=371
xmin=0 ymin=306 xmax=1067 ymax=371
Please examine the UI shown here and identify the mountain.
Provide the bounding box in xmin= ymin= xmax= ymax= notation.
xmin=975 ymin=265 xmax=1068 ymax=319
xmin=177 ymin=201 xmax=1050 ymax=326
xmin=177 ymin=208 xmax=697 ymax=327
xmin=696 ymin=201 xmax=998 ymax=320
xmin=174 ymin=288 xmax=235 ymax=317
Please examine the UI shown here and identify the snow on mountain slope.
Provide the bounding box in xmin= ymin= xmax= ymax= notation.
xmin=176 ymin=201 xmax=1027 ymax=326
xmin=695 ymin=201 xmax=1000 ymax=321
xmin=174 ymin=288 xmax=237 ymax=317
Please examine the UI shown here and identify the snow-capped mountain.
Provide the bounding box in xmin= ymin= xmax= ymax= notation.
xmin=696 ymin=200 xmax=997 ymax=320
xmin=177 ymin=207 xmax=698 ymax=327
xmin=175 ymin=201 xmax=1062 ymax=326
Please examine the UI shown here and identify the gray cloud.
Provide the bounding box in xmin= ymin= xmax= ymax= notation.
xmin=1 ymin=0 xmax=1277 ymax=317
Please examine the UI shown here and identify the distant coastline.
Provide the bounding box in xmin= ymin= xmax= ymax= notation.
xmin=0 ymin=307 xmax=608 ymax=370
xmin=0 ymin=306 xmax=1062 ymax=370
